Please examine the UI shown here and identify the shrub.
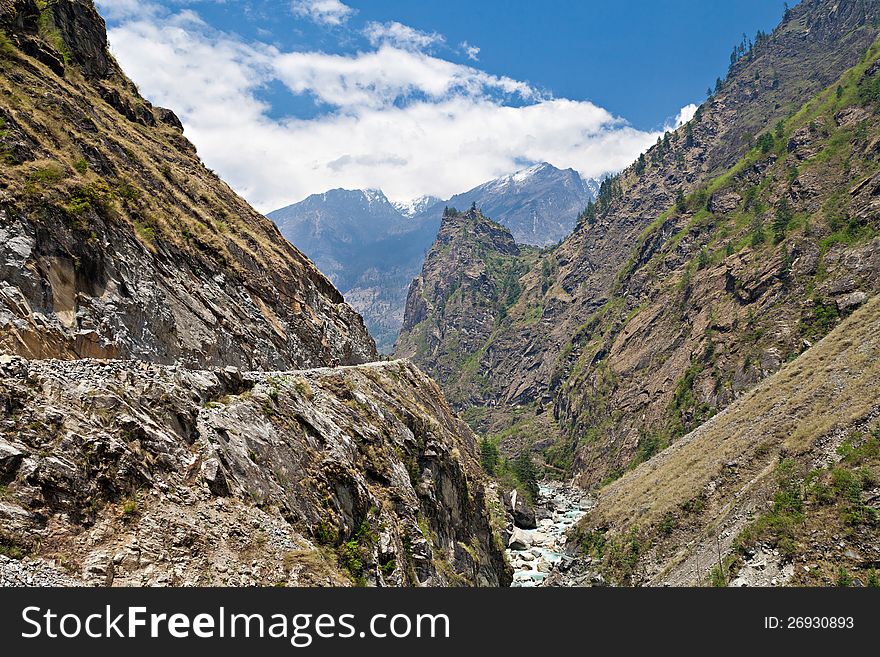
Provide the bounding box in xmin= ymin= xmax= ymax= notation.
xmin=756 ymin=132 xmax=775 ymax=153
xmin=709 ymin=564 xmax=727 ymax=587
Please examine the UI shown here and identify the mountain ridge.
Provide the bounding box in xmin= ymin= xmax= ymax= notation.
xmin=269 ymin=162 xmax=598 ymax=351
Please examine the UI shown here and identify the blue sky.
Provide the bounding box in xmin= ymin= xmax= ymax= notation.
xmin=95 ymin=0 xmax=796 ymax=211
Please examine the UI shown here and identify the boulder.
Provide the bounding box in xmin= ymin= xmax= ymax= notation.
xmin=0 ymin=439 xmax=25 ymax=481
xmin=508 ymin=527 xmax=532 ymax=551
xmin=836 ymin=291 xmax=867 ymax=313
xmin=504 ymin=488 xmax=537 ymax=529
xmin=200 ymin=458 xmax=229 ymax=496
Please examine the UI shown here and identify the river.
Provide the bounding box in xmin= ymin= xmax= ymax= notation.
xmin=507 ymin=481 xmax=593 ymax=587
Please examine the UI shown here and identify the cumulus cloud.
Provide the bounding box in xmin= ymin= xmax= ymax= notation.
xmin=290 ymin=0 xmax=354 ymax=26
xmin=272 ymin=46 xmax=535 ymax=109
xmin=461 ymin=41 xmax=480 ymax=61
xmin=364 ymin=21 xmax=443 ymax=50
xmin=673 ymin=103 xmax=698 ymax=128
xmin=102 ymin=4 xmax=669 ymax=212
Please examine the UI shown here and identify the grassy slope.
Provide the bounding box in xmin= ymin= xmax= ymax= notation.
xmin=575 ymin=295 xmax=880 ymax=585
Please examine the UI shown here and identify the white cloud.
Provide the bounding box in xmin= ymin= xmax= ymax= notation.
xmin=290 ymin=0 xmax=354 ymax=26
xmin=364 ymin=21 xmax=443 ymax=51
xmin=673 ymin=103 xmax=698 ymax=128
xmin=103 ymin=6 xmax=665 ymax=212
xmin=461 ymin=41 xmax=480 ymax=61
xmin=272 ymin=46 xmax=535 ymax=110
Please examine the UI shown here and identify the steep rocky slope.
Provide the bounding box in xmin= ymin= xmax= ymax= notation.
xmin=562 ymin=295 xmax=880 ymax=587
xmin=0 ymin=356 xmax=509 ymax=586
xmin=557 ymin=44 xmax=880 ymax=485
xmin=395 ymin=207 xmax=539 ymax=408
xmin=397 ymin=0 xmax=880 ymax=465
xmin=0 ymin=0 xmax=375 ymax=369
xmin=0 ymin=0 xmax=509 ymax=587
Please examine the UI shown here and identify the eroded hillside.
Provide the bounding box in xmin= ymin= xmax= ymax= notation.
xmin=564 ymin=295 xmax=880 ymax=587
xmin=0 ymin=0 xmax=375 ymax=369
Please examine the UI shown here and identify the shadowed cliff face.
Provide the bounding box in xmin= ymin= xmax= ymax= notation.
xmin=0 ymin=0 xmax=376 ymax=369
xmin=396 ymin=0 xmax=880 ymax=479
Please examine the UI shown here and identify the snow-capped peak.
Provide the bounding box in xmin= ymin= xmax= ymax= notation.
xmin=392 ymin=195 xmax=443 ymax=218
xmin=510 ymin=162 xmax=554 ymax=184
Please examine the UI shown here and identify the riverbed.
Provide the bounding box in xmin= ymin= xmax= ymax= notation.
xmin=507 ymin=481 xmax=593 ymax=587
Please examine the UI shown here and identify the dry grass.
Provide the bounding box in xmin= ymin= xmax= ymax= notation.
xmin=587 ymin=294 xmax=880 ymax=533
xmin=0 ymin=29 xmax=329 ymax=299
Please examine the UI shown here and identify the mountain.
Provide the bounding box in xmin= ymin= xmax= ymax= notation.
xmin=269 ymin=188 xmax=439 ymax=352
xmin=0 ymin=0 xmax=375 ymax=370
xmin=0 ymin=0 xmax=508 ymax=587
xmin=396 ymin=0 xmax=880 ymax=584
xmin=393 ymin=195 xmax=443 ymax=218
xmin=416 ymin=163 xmax=599 ymax=247
xmin=269 ymin=163 xmax=596 ymax=351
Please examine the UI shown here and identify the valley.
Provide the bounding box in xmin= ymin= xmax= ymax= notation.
xmin=1 ymin=0 xmax=878 ymax=590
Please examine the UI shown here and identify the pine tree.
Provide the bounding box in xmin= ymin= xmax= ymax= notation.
xmin=634 ymin=152 xmax=646 ymax=175
xmin=479 ymin=438 xmax=499 ymax=475
xmin=675 ymin=188 xmax=687 ymax=212
xmin=512 ymin=451 xmax=539 ymax=501
xmin=773 ymin=197 xmax=794 ymax=243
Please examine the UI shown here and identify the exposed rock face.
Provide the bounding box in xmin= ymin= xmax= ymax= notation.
xmin=395 ymin=208 xmax=530 ymax=408
xmin=0 ymin=356 xmax=510 ymax=586
xmin=0 ymin=0 xmax=375 ymax=369
xmin=396 ymin=0 xmax=880 ymax=476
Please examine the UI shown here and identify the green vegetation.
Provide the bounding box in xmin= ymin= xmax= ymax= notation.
xmin=737 ymin=459 xmax=805 ymax=559
xmin=35 ymin=0 xmax=71 ymax=66
xmin=0 ymin=538 xmax=28 ymax=560
xmin=709 ymin=564 xmax=727 ymax=587
xmin=67 ymin=179 xmax=115 ymax=216
xmin=511 ymin=451 xmax=539 ymax=501
xmin=337 ymin=515 xmax=378 ymax=585
xmin=479 ymin=437 xmax=499 ymax=475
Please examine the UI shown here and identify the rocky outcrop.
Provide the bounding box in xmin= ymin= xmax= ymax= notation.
xmin=0 ymin=0 xmax=375 ymax=369
xmin=395 ymin=208 xmax=529 ymax=409
xmin=504 ymin=489 xmax=537 ymax=530
xmin=0 ymin=356 xmax=510 ymax=586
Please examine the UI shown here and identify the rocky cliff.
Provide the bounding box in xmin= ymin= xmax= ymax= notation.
xmin=395 ymin=207 xmax=537 ymax=413
xmin=0 ymin=0 xmax=375 ymax=369
xmin=0 ymin=356 xmax=509 ymax=586
xmin=397 ymin=0 xmax=880 ymax=469
xmin=0 ymin=0 xmax=509 ymax=587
